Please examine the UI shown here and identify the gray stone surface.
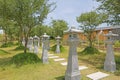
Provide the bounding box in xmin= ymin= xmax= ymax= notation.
xmin=41 ymin=33 xmax=49 ymax=64
xmin=104 ymin=31 xmax=118 ymax=72
xmin=55 ymin=36 xmax=61 ymax=54
xmin=33 ymin=35 xmax=39 ymax=54
xmin=65 ymin=27 xmax=81 ymax=80
xmin=87 ymin=72 xmax=109 ymax=80
xmin=28 ymin=37 xmax=33 ymax=52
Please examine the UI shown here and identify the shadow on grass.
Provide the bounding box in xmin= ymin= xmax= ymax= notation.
xmin=78 ymin=53 xmax=105 ymax=70
xmin=0 ymin=57 xmax=12 ymax=67
xmin=55 ymin=76 xmax=65 ymax=80
xmin=0 ymin=49 xmax=11 ymax=55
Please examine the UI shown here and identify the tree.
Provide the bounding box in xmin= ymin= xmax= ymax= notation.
xmin=0 ymin=0 xmax=15 ymax=43
xmin=11 ymin=0 xmax=55 ymax=53
xmin=77 ymin=11 xmax=107 ymax=47
xmin=30 ymin=25 xmax=52 ymax=37
xmin=51 ymin=20 xmax=68 ymax=38
xmin=96 ymin=0 xmax=120 ymax=25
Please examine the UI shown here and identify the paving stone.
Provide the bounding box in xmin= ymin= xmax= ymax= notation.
xmin=79 ymin=66 xmax=88 ymax=70
xmin=61 ymin=62 xmax=67 ymax=66
xmin=49 ymin=56 xmax=59 ymax=58
xmin=54 ymin=58 xmax=65 ymax=61
xmin=87 ymin=71 xmax=109 ymax=80
xmin=48 ymin=54 xmax=54 ymax=56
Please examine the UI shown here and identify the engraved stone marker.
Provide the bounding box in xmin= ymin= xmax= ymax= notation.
xmin=41 ymin=33 xmax=49 ymax=64
xmin=64 ymin=27 xmax=81 ymax=80
xmin=55 ymin=36 xmax=61 ymax=54
xmin=104 ymin=31 xmax=118 ymax=72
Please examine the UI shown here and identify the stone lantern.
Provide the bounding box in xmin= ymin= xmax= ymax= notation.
xmin=55 ymin=36 xmax=61 ymax=54
xmin=33 ymin=35 xmax=39 ymax=54
xmin=41 ymin=33 xmax=49 ymax=64
xmin=28 ymin=37 xmax=33 ymax=52
xmin=104 ymin=31 xmax=118 ymax=72
xmin=64 ymin=26 xmax=81 ymax=80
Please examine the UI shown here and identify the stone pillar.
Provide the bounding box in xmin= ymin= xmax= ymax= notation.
xmin=55 ymin=36 xmax=61 ymax=54
xmin=104 ymin=31 xmax=118 ymax=72
xmin=65 ymin=27 xmax=81 ymax=80
xmin=28 ymin=37 xmax=33 ymax=52
xmin=41 ymin=33 xmax=49 ymax=64
xmin=33 ymin=35 xmax=39 ymax=54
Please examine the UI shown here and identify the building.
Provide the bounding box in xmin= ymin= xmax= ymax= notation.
xmin=63 ymin=26 xmax=120 ymax=42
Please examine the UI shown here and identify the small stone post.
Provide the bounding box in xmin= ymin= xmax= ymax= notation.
xmin=28 ymin=37 xmax=33 ymax=52
xmin=55 ymin=36 xmax=61 ymax=54
xmin=64 ymin=27 xmax=81 ymax=80
xmin=41 ymin=33 xmax=49 ymax=64
xmin=33 ymin=35 xmax=39 ymax=54
xmin=104 ymin=31 xmax=118 ymax=72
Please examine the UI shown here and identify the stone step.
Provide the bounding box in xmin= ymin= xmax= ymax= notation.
xmin=54 ymin=58 xmax=65 ymax=61
xmin=49 ymin=56 xmax=59 ymax=58
xmin=87 ymin=71 xmax=109 ymax=80
xmin=79 ymin=66 xmax=88 ymax=70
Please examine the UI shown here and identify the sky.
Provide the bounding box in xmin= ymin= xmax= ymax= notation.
xmin=44 ymin=0 xmax=105 ymax=27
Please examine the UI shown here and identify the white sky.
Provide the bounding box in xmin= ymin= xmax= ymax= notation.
xmin=44 ymin=0 xmax=106 ymax=27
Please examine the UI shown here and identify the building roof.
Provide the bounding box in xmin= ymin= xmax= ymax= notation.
xmin=96 ymin=25 xmax=120 ymax=31
xmin=64 ymin=26 xmax=83 ymax=33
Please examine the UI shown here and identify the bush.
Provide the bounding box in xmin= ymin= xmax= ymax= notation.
xmin=51 ymin=44 xmax=65 ymax=53
xmin=14 ymin=45 xmax=26 ymax=50
xmin=114 ymin=40 xmax=120 ymax=47
xmin=1 ymin=42 xmax=14 ymax=48
xmin=80 ymin=46 xmax=100 ymax=54
xmin=11 ymin=52 xmax=41 ymax=66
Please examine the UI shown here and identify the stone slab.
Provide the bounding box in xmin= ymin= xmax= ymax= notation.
xmin=87 ymin=72 xmax=109 ymax=80
xmin=48 ymin=54 xmax=54 ymax=56
xmin=54 ymin=58 xmax=65 ymax=61
xmin=49 ymin=56 xmax=59 ymax=58
xmin=61 ymin=62 xmax=67 ymax=66
xmin=79 ymin=66 xmax=88 ymax=70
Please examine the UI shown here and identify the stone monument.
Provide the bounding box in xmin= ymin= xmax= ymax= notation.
xmin=33 ymin=35 xmax=39 ymax=54
xmin=41 ymin=33 xmax=49 ymax=64
xmin=64 ymin=27 xmax=81 ymax=80
xmin=104 ymin=31 xmax=118 ymax=72
xmin=28 ymin=37 xmax=33 ymax=52
xmin=55 ymin=36 xmax=61 ymax=54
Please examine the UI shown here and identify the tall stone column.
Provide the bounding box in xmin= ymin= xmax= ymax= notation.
xmin=104 ymin=31 xmax=118 ymax=72
xmin=41 ymin=33 xmax=49 ymax=64
xmin=64 ymin=27 xmax=81 ymax=80
xmin=28 ymin=37 xmax=33 ymax=52
xmin=33 ymin=35 xmax=39 ymax=54
xmin=55 ymin=36 xmax=61 ymax=54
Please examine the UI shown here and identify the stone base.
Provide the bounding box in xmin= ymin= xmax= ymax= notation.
xmin=65 ymin=71 xmax=80 ymax=80
xmin=42 ymin=58 xmax=48 ymax=64
xmin=104 ymin=62 xmax=116 ymax=72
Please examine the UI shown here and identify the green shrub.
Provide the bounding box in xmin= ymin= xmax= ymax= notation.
xmin=51 ymin=44 xmax=65 ymax=53
xmin=11 ymin=52 xmax=41 ymax=66
xmin=80 ymin=46 xmax=100 ymax=54
xmin=114 ymin=40 xmax=120 ymax=47
xmin=14 ymin=45 xmax=25 ymax=50
xmin=1 ymin=42 xmax=14 ymax=48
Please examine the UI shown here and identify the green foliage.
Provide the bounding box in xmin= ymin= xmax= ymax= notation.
xmin=0 ymin=49 xmax=9 ymax=55
xmin=11 ymin=53 xmax=41 ymax=66
xmin=51 ymin=44 xmax=65 ymax=53
xmin=80 ymin=46 xmax=100 ymax=54
xmin=51 ymin=19 xmax=68 ymax=37
xmin=96 ymin=0 xmax=120 ymax=25
xmin=14 ymin=45 xmax=26 ymax=51
xmin=0 ymin=42 xmax=14 ymax=48
xmin=114 ymin=40 xmax=120 ymax=47
xmin=77 ymin=11 xmax=107 ymax=47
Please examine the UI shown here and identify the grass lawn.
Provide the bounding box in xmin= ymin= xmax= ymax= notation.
xmin=0 ymin=45 xmax=120 ymax=80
